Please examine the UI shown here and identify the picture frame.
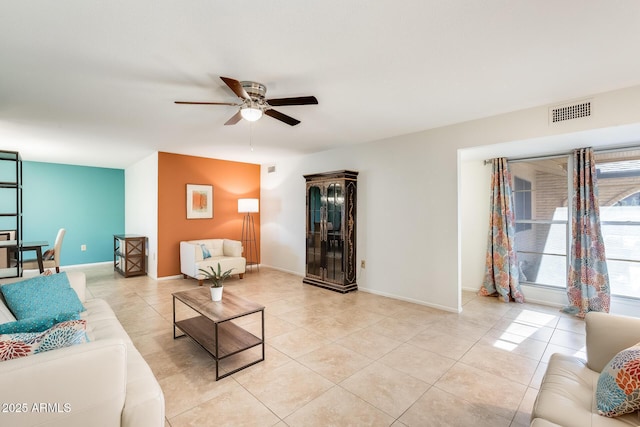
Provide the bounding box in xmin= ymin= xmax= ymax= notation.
xmin=186 ymin=184 xmax=213 ymax=219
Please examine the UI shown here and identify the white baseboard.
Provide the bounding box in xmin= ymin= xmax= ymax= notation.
xmin=259 ymin=264 xmax=304 ymax=277
xmin=58 ymin=261 xmax=112 ymax=270
xmin=157 ymin=274 xmax=182 ymax=281
xmin=462 ymin=284 xmax=566 ymax=307
xmin=359 ymin=286 xmax=461 ymax=313
xmin=463 ymin=284 xmax=640 ymax=317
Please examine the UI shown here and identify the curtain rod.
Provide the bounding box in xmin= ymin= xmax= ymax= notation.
xmin=483 ymin=143 xmax=640 ymax=165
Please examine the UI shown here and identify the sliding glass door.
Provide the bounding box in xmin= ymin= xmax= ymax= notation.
xmin=511 ymin=158 xmax=568 ymax=289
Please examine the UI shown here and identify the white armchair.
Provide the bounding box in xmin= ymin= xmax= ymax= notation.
xmin=180 ymin=239 xmax=246 ymax=285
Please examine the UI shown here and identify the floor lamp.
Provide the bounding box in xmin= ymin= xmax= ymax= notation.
xmin=238 ymin=198 xmax=259 ymax=272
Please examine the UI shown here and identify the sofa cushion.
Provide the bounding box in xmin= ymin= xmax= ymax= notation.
xmin=196 ymin=256 xmax=246 ymax=277
xmin=82 ymin=299 xmax=132 ymax=344
xmin=532 ymin=353 xmax=597 ymax=427
xmin=597 ymin=343 xmax=640 ymax=417
xmin=0 ymin=319 xmax=88 ymax=361
xmin=208 ymin=240 xmax=224 ymax=257
xmin=0 ymin=299 xmax=16 ymax=324
xmin=223 ymin=239 xmax=243 ymax=257
xmin=0 ymin=272 xmax=85 ymax=320
xmin=0 ymin=312 xmax=80 ymax=334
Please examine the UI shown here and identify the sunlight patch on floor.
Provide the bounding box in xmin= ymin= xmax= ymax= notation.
xmin=492 ymin=309 xmax=557 ymax=352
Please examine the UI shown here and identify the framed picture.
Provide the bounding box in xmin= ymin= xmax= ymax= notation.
xmin=186 ymin=184 xmax=213 ymax=219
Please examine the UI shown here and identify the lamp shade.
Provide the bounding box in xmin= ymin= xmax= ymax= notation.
xmin=238 ymin=198 xmax=259 ymax=213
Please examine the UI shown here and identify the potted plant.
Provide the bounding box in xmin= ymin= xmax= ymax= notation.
xmin=199 ymin=263 xmax=234 ymax=301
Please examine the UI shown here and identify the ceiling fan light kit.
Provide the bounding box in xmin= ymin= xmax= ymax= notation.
xmin=240 ymin=105 xmax=263 ymax=122
xmin=175 ymin=76 xmax=318 ymax=126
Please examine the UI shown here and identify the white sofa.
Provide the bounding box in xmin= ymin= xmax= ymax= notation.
xmin=531 ymin=312 xmax=640 ymax=426
xmin=0 ymin=272 xmax=165 ymax=427
xmin=180 ymin=239 xmax=246 ymax=285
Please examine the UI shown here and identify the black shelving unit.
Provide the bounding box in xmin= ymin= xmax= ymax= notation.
xmin=0 ymin=151 xmax=22 ymax=278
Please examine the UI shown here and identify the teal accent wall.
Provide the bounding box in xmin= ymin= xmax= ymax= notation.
xmin=22 ymin=162 xmax=124 ymax=266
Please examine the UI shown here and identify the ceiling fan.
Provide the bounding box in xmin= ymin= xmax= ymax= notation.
xmin=174 ymin=76 xmax=318 ymax=126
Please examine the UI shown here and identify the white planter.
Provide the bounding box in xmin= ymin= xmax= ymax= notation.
xmin=210 ymin=286 xmax=223 ymax=301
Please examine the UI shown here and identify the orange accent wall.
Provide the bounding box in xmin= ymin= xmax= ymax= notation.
xmin=157 ymin=152 xmax=260 ymax=277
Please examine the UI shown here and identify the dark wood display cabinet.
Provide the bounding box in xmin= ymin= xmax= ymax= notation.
xmin=114 ymin=234 xmax=146 ymax=277
xmin=303 ymin=170 xmax=358 ymax=293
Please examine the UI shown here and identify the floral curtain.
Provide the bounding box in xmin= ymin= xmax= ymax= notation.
xmin=563 ymin=147 xmax=610 ymax=318
xmin=479 ymin=158 xmax=525 ymax=303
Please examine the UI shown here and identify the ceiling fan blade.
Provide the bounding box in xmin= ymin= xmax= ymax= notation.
xmin=224 ymin=110 xmax=243 ymax=125
xmin=220 ymin=76 xmax=250 ymax=100
xmin=174 ymin=101 xmax=240 ymax=106
xmin=266 ymin=96 xmax=318 ymax=106
xmin=265 ymin=109 xmax=301 ymax=126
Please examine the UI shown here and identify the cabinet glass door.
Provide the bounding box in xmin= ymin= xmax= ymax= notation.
xmin=325 ymin=182 xmax=344 ymax=284
xmin=306 ymin=185 xmax=324 ymax=279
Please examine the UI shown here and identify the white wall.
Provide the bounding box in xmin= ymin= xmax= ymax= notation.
xmin=125 ymin=153 xmax=158 ymax=278
xmin=262 ymin=134 xmax=461 ymax=312
xmin=459 ymin=159 xmax=491 ymax=292
xmin=262 ymin=84 xmax=640 ymax=313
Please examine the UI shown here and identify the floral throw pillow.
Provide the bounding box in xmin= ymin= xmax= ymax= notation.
xmin=0 ymin=319 xmax=88 ymax=362
xmin=596 ymin=342 xmax=640 ymax=417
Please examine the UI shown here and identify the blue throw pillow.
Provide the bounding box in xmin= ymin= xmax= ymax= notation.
xmin=0 ymin=312 xmax=81 ymax=334
xmin=201 ymin=244 xmax=211 ymax=259
xmin=0 ymin=272 xmax=85 ymax=320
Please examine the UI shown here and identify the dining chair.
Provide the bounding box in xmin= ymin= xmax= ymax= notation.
xmin=23 ymin=228 xmax=66 ymax=273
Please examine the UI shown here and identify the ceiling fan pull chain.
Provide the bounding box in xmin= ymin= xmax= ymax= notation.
xmin=250 ymin=121 xmax=254 ymax=152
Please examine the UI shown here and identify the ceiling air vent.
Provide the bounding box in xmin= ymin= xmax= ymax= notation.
xmin=549 ymin=99 xmax=592 ymax=124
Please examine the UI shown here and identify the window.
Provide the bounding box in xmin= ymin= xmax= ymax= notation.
xmin=595 ymin=154 xmax=640 ymax=299
xmin=514 ymin=177 xmax=532 ymax=232
xmin=614 ymin=192 xmax=640 ymax=206
xmin=510 ymin=158 xmax=568 ymax=288
xmin=509 ymin=151 xmax=640 ymax=299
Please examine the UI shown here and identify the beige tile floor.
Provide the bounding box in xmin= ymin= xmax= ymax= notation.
xmin=80 ymin=264 xmax=590 ymax=427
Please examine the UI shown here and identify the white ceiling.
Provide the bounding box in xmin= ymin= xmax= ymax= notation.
xmin=2 ymin=1 xmax=640 ymax=169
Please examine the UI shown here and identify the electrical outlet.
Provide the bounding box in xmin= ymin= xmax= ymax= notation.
xmin=81 ymin=244 xmax=86 ymax=251
xmin=361 ymin=260 xmax=365 ymax=268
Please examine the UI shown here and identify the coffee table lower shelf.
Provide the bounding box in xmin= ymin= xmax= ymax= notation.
xmin=174 ymin=315 xmax=264 ymax=380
